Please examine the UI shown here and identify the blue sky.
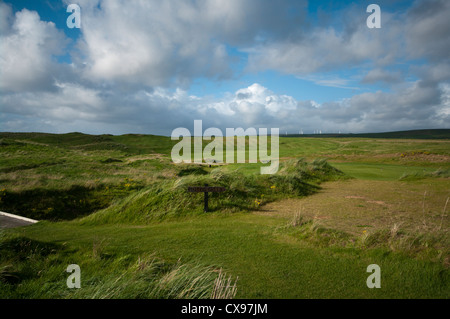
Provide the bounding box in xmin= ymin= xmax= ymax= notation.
xmin=0 ymin=0 xmax=449 ymax=135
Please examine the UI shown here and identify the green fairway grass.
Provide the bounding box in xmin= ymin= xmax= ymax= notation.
xmin=331 ymin=162 xmax=444 ymax=181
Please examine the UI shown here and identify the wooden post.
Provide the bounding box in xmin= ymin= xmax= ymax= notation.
xmin=187 ymin=185 xmax=226 ymax=213
xmin=204 ymin=184 xmax=209 ymax=212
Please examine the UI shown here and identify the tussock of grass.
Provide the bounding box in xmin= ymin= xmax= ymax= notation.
xmin=0 ymin=230 xmax=18 ymax=284
xmin=399 ymin=168 xmax=450 ymax=180
xmin=0 ymin=264 xmax=18 ymax=285
xmin=282 ymin=215 xmax=449 ymax=266
xmin=289 ymin=211 xmax=310 ymax=228
xmin=357 ymin=227 xmax=449 ymax=262
xmin=211 ymin=268 xmax=238 ymax=299
xmin=70 ymin=259 xmax=234 ymax=299
xmin=177 ymin=166 xmax=209 ymax=177
xmin=279 ymin=158 xmax=346 ymax=181
xmin=283 ymin=217 xmax=352 ymax=248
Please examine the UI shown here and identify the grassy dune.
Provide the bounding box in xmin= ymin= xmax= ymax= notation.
xmin=0 ymin=131 xmax=449 ymax=298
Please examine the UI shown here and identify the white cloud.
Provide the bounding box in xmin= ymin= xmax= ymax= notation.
xmin=1 ymin=82 xmax=104 ymax=121
xmin=63 ymin=0 xmax=227 ymax=86
xmin=246 ymin=10 xmax=402 ymax=76
xmin=3 ymin=80 xmax=447 ymax=135
xmin=438 ymin=83 xmax=450 ymax=117
xmin=69 ymin=0 xmax=305 ymax=87
xmin=0 ymin=0 xmax=448 ymax=135
xmin=0 ymin=5 xmax=68 ymax=92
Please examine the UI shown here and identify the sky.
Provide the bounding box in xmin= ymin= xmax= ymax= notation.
xmin=0 ymin=0 xmax=449 ymax=135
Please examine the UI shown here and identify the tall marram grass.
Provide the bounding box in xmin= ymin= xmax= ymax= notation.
xmin=357 ymin=226 xmax=449 ymax=262
xmin=69 ymin=257 xmax=238 ymax=299
xmin=211 ymin=268 xmax=238 ymax=299
xmin=0 ymin=233 xmax=238 ymax=299
xmin=399 ymin=168 xmax=450 ymax=180
xmin=80 ymin=158 xmax=345 ymax=225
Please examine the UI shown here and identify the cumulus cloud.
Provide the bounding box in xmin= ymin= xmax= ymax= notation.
xmin=246 ymin=8 xmax=403 ymax=75
xmin=0 ymin=0 xmax=448 ymax=135
xmin=0 ymin=3 xmax=69 ymax=92
xmin=72 ymin=1 xmax=230 ymax=87
xmin=68 ymin=0 xmax=307 ymax=88
xmin=2 ymin=81 xmax=447 ymax=135
xmin=245 ymin=0 xmax=449 ymax=84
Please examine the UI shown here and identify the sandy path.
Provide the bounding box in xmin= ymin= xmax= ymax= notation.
xmin=255 ymin=179 xmax=449 ymax=235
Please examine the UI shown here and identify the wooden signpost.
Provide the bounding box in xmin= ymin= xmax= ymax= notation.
xmin=187 ymin=184 xmax=226 ymax=212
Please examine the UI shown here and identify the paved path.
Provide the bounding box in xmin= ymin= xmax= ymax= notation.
xmin=0 ymin=211 xmax=38 ymax=229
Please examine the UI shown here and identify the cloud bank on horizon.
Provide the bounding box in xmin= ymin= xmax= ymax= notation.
xmin=0 ymin=0 xmax=449 ymax=135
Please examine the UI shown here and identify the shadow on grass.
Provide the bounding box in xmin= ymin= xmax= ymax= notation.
xmin=0 ymin=237 xmax=64 ymax=284
xmin=0 ymin=186 xmax=114 ymax=221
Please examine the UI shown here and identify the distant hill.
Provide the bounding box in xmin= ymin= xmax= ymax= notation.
xmin=285 ymin=129 xmax=450 ymax=139
xmin=0 ymin=132 xmax=174 ymax=155
xmin=1 ymin=129 xmax=449 ymax=150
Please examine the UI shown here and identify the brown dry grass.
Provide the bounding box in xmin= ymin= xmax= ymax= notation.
xmin=256 ymin=178 xmax=450 ymax=237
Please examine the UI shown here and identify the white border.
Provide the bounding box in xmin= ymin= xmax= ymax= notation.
xmin=0 ymin=211 xmax=38 ymax=224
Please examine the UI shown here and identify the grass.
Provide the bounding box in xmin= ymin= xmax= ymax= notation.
xmin=281 ymin=210 xmax=448 ymax=266
xmin=399 ymin=168 xmax=450 ymax=181
xmin=331 ymin=162 xmax=443 ymax=181
xmin=3 ymin=215 xmax=448 ymax=298
xmin=0 ymin=131 xmax=448 ymax=299
xmin=0 ymin=229 xmax=238 ymax=299
xmin=78 ymin=158 xmax=344 ymax=224
xmin=261 ymin=178 xmax=449 ymax=239
xmin=285 ymin=129 xmax=450 ymax=139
